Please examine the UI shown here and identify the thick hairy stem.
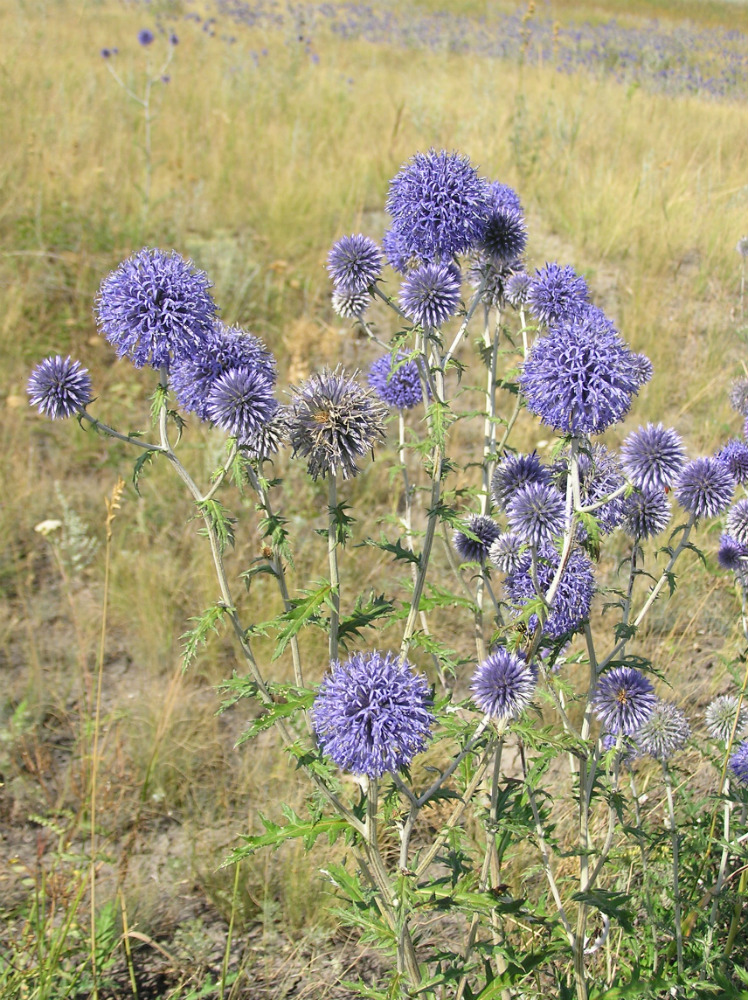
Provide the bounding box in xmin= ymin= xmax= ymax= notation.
xmin=327 ymin=473 xmax=340 ymax=663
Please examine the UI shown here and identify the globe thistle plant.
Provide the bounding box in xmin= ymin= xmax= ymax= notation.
xmin=386 ymin=149 xmax=490 ymax=264
xmin=312 ymin=651 xmax=434 ymax=778
xmin=453 ymin=514 xmax=501 ymax=563
xmin=399 ymin=262 xmax=461 ymax=328
xmin=621 ymin=423 xmax=686 ymax=491
xmin=96 ymin=248 xmax=218 ymax=370
xmin=170 ymin=322 xmax=276 ymax=422
xmin=736 ymin=237 xmax=748 ymax=259
xmin=718 ymin=533 xmax=748 ymax=571
xmin=332 ymin=289 xmax=370 ymax=319
xmin=505 ymin=547 xmax=595 ymax=640
xmin=289 ymin=367 xmax=387 ymax=481
xmin=27 ymin=356 xmax=93 ymax=419
xmin=327 ymin=234 xmax=384 ymax=293
xmin=622 ymin=490 xmax=671 ymax=539
xmin=716 ymin=438 xmax=748 ymax=485
xmin=205 ymin=368 xmax=277 ymax=441
xmin=480 ymin=208 xmax=527 ymax=265
xmin=486 ymin=180 xmax=523 ymax=215
xmin=491 ymin=451 xmax=551 ymax=509
xmin=505 ymin=271 xmax=531 ymax=308
xmin=592 ymin=667 xmax=657 ymax=736
xmin=241 ymin=405 xmax=291 ymax=463
xmin=576 ymin=445 xmax=628 ymax=534
xmin=520 ymin=306 xmax=650 ymax=436
xmin=727 ymin=499 xmax=748 ymax=545
xmin=634 ymin=700 xmax=690 ymax=761
xmin=470 ymin=648 xmax=538 ymax=722
xmin=382 ymin=227 xmax=410 ymax=274
xmin=705 ymin=694 xmax=748 ymax=743
xmin=729 ymin=377 xmax=748 ymax=416
xmin=506 ymin=482 xmax=567 ymax=546
xmin=526 ymin=262 xmax=589 ymax=327
xmin=466 ymin=254 xmax=516 ymax=309
xmin=674 ymin=457 xmax=735 ymax=519
xmin=367 ymin=351 xmax=426 ymax=410
xmin=488 ymin=532 xmax=525 ymax=573
xmin=728 ymin=740 xmax=748 ymax=784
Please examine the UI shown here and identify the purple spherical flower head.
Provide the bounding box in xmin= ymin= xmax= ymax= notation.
xmin=399 ymin=262 xmax=461 ymax=328
xmin=27 ymin=356 xmax=92 ymax=419
xmin=526 ymin=262 xmax=590 ymax=327
xmin=466 ymin=254 xmax=515 ymax=309
xmin=312 ymin=650 xmax=434 ymax=777
xmin=592 ymin=667 xmax=657 ymax=736
xmin=727 ymin=499 xmax=748 ymax=545
xmin=240 ymin=405 xmax=291 ymax=462
xmin=96 ymin=248 xmax=217 ymax=370
xmin=382 ymin=228 xmax=410 ymax=274
xmin=327 ymin=234 xmax=383 ymax=294
xmin=520 ymin=306 xmax=648 ymax=436
xmin=488 ymin=532 xmax=524 ymax=573
xmin=506 ymin=547 xmax=595 ymax=640
xmin=729 ymin=740 xmax=748 ymax=784
xmin=716 ymin=438 xmax=748 ymax=486
xmin=170 ymin=32 xmax=179 ymax=45
xmin=368 ymin=351 xmax=425 ymax=410
xmin=705 ymin=694 xmax=748 ymax=743
xmin=577 ymin=445 xmax=627 ymax=534
xmin=289 ymin=366 xmax=387 ymax=480
xmin=737 ymin=238 xmax=748 ymax=259
xmin=101 ymin=48 xmax=112 ymax=58
xmin=386 ymin=149 xmax=491 ymax=263
xmin=481 ymin=208 xmax=527 ymax=265
xmin=491 ymin=451 xmax=551 ymax=509
xmin=332 ymin=289 xmax=369 ymax=319
xmin=718 ymin=533 xmax=748 ymax=571
xmin=486 ymin=181 xmax=523 ymax=215
xmin=454 ymin=514 xmax=501 ymax=563
xmin=634 ymin=700 xmax=690 ymax=761
xmin=623 ymin=490 xmax=671 ymax=539
xmin=674 ymin=457 xmax=735 ymax=519
xmin=505 ymin=271 xmax=531 ymax=308
xmin=729 ymin=377 xmax=748 ymax=417
xmin=170 ymin=322 xmax=275 ymax=421
xmin=471 ymin=648 xmax=537 ymax=722
xmin=206 ymin=367 xmax=277 ymax=441
xmin=506 ymin=482 xmax=566 ymax=546
xmin=138 ymin=28 xmax=155 ymax=46
xmin=621 ymin=423 xmax=686 ymax=491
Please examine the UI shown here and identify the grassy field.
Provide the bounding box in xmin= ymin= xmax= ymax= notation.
xmin=3 ymin=0 xmax=748 ymax=996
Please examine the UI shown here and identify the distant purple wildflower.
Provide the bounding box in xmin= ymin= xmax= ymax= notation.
xmin=705 ymin=695 xmax=748 ymax=743
xmin=674 ymin=457 xmax=735 ymax=519
xmin=327 ymin=234 xmax=383 ymax=293
xmin=27 ymin=356 xmax=92 ymax=420
xmin=170 ymin=322 xmax=275 ymax=421
xmin=520 ymin=306 xmax=648 ymax=435
xmin=138 ymin=29 xmax=155 ymax=46
xmin=491 ymin=452 xmax=551 ymax=509
xmin=313 ymin=650 xmax=434 ymax=777
xmin=454 ymin=514 xmax=501 ymax=563
xmin=623 ymin=490 xmax=671 ymax=539
xmin=621 ymin=423 xmax=686 ymax=491
xmin=506 ymin=482 xmax=566 ymax=546
xmin=95 ymin=248 xmax=217 ymax=370
xmin=602 ymin=731 xmax=641 ymax=767
xmin=728 ymin=740 xmax=748 ymax=784
xmin=634 ymin=700 xmax=690 ymax=761
xmin=367 ymin=351 xmax=425 ymax=410
xmin=170 ymin=32 xmax=179 ymax=45
xmin=386 ymin=149 xmax=490 ymax=263
xmin=289 ymin=367 xmax=387 ymax=480
xmin=527 ymin=263 xmax=589 ymax=326
xmin=399 ymin=262 xmax=461 ymax=328
xmin=718 ymin=533 xmax=748 ymax=571
xmin=716 ymin=438 xmax=748 ymax=485
xmin=205 ymin=368 xmax=277 ymax=441
xmin=471 ymin=648 xmax=537 ymax=722
xmin=101 ymin=48 xmax=112 ymax=58
xmin=592 ymin=667 xmax=657 ymax=736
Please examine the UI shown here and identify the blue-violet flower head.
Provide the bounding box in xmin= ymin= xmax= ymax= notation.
xmin=454 ymin=514 xmax=501 ymax=563
xmin=623 ymin=490 xmax=671 ymax=539
xmin=480 ymin=208 xmax=527 ymax=265
xmin=716 ymin=438 xmax=748 ymax=486
xmin=138 ymin=28 xmax=155 ymax=46
xmin=471 ymin=648 xmax=537 ymax=722
xmin=705 ymin=695 xmax=748 ymax=743
xmin=491 ymin=451 xmax=551 ymax=509
xmin=368 ymin=350 xmax=426 ymax=410
xmin=27 ymin=356 xmax=92 ymax=419
xmin=634 ymin=700 xmax=690 ymax=761
xmin=327 ymin=234 xmax=383 ymax=294
xmin=488 ymin=532 xmax=525 ymax=574
xmin=206 ymin=368 xmax=277 ymax=441
xmin=718 ymin=533 xmax=748 ymax=571
xmin=332 ymin=289 xmax=370 ymax=319
xmin=728 ymin=740 xmax=748 ymax=784
xmin=526 ymin=262 xmax=589 ymax=327
xmin=727 ymin=499 xmax=748 ymax=546
xmin=674 ymin=457 xmax=735 ymax=519
xmin=592 ymin=667 xmax=657 ymax=736
xmin=621 ymin=423 xmax=686 ymax=491
xmin=505 ymin=271 xmax=531 ymax=308
xmin=506 ymin=482 xmax=567 ymax=546
xmin=400 ymin=262 xmax=461 ymax=328
xmin=505 ymin=547 xmax=595 ymax=640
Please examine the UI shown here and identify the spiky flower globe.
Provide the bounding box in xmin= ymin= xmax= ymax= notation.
xmin=240 ymin=406 xmax=291 ymax=462
xmin=520 ymin=306 xmax=650 ymax=436
xmin=505 ymin=271 xmax=531 ymax=308
xmin=634 ymin=700 xmax=690 ymax=761
xmin=170 ymin=322 xmax=275 ymax=421
xmin=622 ymin=490 xmax=671 ymax=539
xmin=471 ymin=648 xmax=538 ymax=722
xmin=718 ymin=534 xmax=748 ymax=571
xmin=327 ymin=234 xmax=383 ymax=294
xmin=727 ymin=499 xmax=748 ymax=546
xmin=674 ymin=457 xmax=735 ymax=519
xmin=386 ymin=149 xmax=490 ymax=264
xmin=480 ymin=208 xmax=527 ymax=264
xmin=382 ymin=227 xmax=410 ymax=274
xmin=505 ymin=547 xmax=595 ymax=640
xmin=488 ymin=532 xmax=525 ymax=573
xmin=491 ymin=451 xmax=551 ymax=509
xmin=332 ymin=289 xmax=369 ymax=319
xmin=289 ymin=367 xmax=387 ymax=480
xmin=729 ymin=377 xmax=748 ymax=416
xmin=621 ymin=423 xmax=686 ymax=491
xmin=312 ymin=651 xmax=434 ymax=777
xmin=368 ymin=351 xmax=426 ymax=410
xmin=27 ymin=356 xmax=92 ymax=419
xmin=400 ymin=262 xmax=461 ymax=328
xmin=728 ymin=740 xmax=748 ymax=784
xmin=716 ymin=438 xmax=748 ymax=486
xmin=506 ymin=482 xmax=566 ymax=546
xmin=576 ymin=445 xmax=627 ymax=535
xmin=526 ymin=262 xmax=589 ymax=327
xmin=454 ymin=514 xmax=501 ymax=563
xmin=466 ymin=254 xmax=515 ymax=309
xmin=205 ymin=368 xmax=277 ymax=441
xmin=705 ymin=695 xmax=748 ymax=743
xmin=486 ymin=180 xmax=523 ymax=215
xmin=592 ymin=666 xmax=657 ymax=736
xmin=95 ymin=247 xmax=218 ymax=370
